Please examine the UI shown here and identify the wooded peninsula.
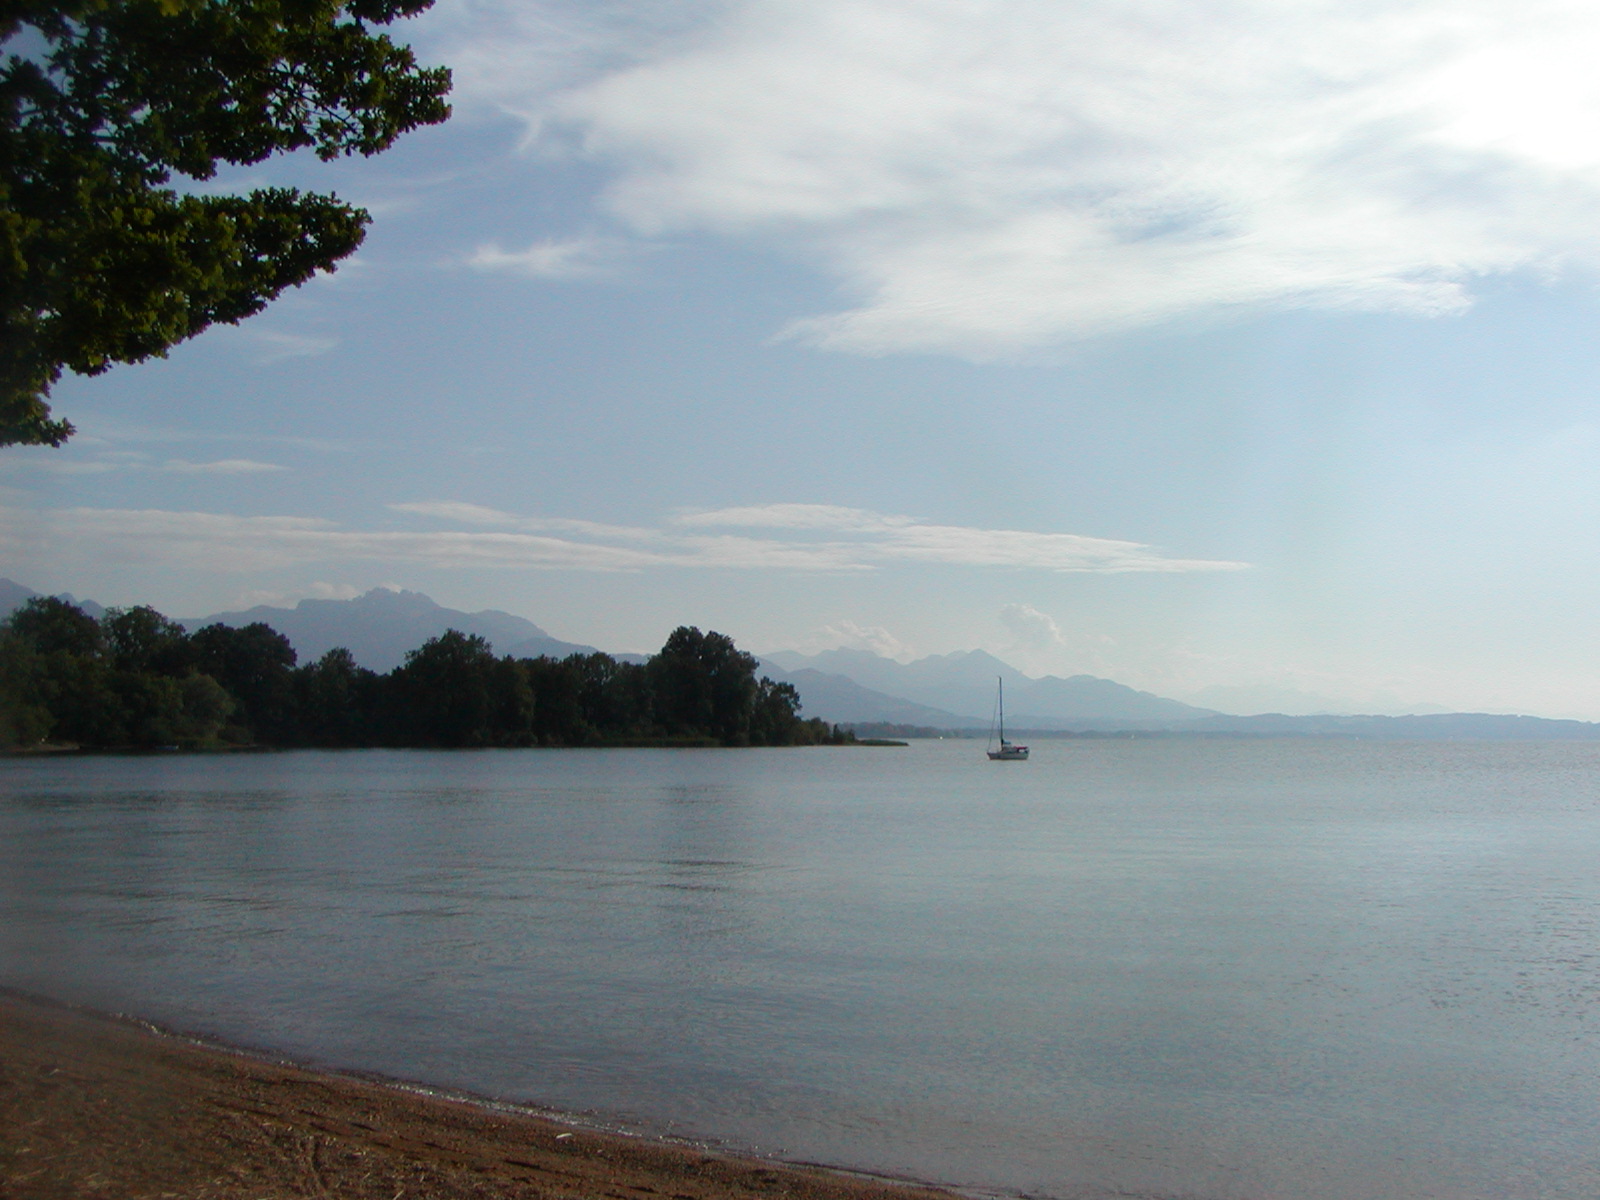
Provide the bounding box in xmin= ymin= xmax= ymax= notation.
xmin=0 ymin=598 xmax=854 ymax=751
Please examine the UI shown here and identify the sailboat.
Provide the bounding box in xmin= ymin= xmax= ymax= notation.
xmin=986 ymin=676 xmax=1029 ymax=761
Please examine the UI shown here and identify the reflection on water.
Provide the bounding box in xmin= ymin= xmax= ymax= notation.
xmin=4 ymin=740 xmax=1600 ymax=1200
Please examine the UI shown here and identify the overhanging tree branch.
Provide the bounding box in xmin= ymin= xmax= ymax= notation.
xmin=1 ymin=0 xmax=451 ymax=446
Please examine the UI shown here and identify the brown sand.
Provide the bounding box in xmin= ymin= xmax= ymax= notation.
xmin=0 ymin=991 xmax=956 ymax=1200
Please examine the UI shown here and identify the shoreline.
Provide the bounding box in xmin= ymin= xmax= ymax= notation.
xmin=1 ymin=739 xmax=906 ymax=757
xmin=0 ymin=988 xmax=957 ymax=1200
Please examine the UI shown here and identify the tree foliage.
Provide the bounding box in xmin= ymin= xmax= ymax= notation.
xmin=650 ymin=626 xmax=760 ymax=744
xmin=1 ymin=0 xmax=451 ymax=445
xmin=0 ymin=602 xmax=855 ymax=751
xmin=103 ymin=604 xmax=191 ymax=674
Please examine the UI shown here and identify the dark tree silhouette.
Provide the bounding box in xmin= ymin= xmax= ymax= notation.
xmin=1 ymin=604 xmax=847 ymax=750
xmin=2 ymin=0 xmax=451 ymax=445
xmin=190 ymin=621 xmax=297 ymax=742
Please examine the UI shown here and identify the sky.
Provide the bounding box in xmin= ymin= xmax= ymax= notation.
xmin=9 ymin=0 xmax=1600 ymax=717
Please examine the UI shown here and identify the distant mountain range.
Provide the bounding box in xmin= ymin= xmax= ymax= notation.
xmin=0 ymin=578 xmax=104 ymax=620
xmin=761 ymin=647 xmax=1213 ymax=728
xmin=176 ymin=588 xmax=610 ymax=672
xmin=5 ymin=578 xmax=1599 ymax=739
xmin=1181 ymin=682 xmax=1452 ymax=718
xmin=0 ymin=579 xmax=602 ymax=671
xmin=1181 ymin=712 xmax=1600 ymax=740
xmin=756 ymin=665 xmax=972 ymax=727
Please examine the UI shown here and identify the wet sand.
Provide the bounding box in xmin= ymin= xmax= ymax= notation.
xmin=0 ymin=991 xmax=957 ymax=1200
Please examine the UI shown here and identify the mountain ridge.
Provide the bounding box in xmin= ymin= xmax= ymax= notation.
xmin=180 ymin=588 xmax=604 ymax=671
xmin=764 ymin=646 xmax=1215 ymax=723
xmin=755 ymin=661 xmax=974 ymax=727
xmin=7 ymin=579 xmax=1600 ymax=737
xmin=0 ymin=578 xmax=106 ymax=620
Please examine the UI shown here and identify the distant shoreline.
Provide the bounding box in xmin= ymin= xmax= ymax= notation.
xmin=847 ymin=716 xmax=1600 ymax=742
xmin=1 ymin=739 xmax=907 ymax=757
xmin=0 ymin=987 xmax=952 ymax=1200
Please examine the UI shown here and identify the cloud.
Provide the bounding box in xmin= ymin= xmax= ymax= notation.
xmin=2 ymin=507 xmax=671 ymax=573
xmin=813 ymin=619 xmax=913 ymax=660
xmin=676 ymin=503 xmax=914 ymax=532
xmin=10 ymin=459 xmax=123 ymax=475
xmin=999 ymin=602 xmax=1066 ymax=649
xmin=426 ymin=0 xmax=734 ymax=128
xmin=6 ymin=452 xmax=289 ymax=475
xmin=467 ymin=235 xmax=629 ymax=278
xmin=229 ymin=582 xmax=368 ymax=608
xmin=681 ymin=502 xmax=1248 ymax=572
xmin=245 ymin=330 xmax=339 ymax=361
xmin=389 ymin=500 xmax=523 ymax=525
xmin=389 ymin=502 xmax=669 ymax=541
xmin=436 ymin=0 xmax=1600 ymax=356
xmin=65 ymin=418 xmax=344 ymax=452
xmin=160 ymin=459 xmax=290 ymax=475
xmin=5 ymin=501 xmax=1246 ymax=576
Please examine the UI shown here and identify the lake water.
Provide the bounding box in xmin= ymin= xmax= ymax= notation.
xmin=3 ymin=739 xmax=1600 ymax=1200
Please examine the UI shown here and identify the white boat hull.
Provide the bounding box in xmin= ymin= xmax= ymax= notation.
xmin=987 ymin=676 xmax=1029 ymax=760
xmin=987 ymin=744 xmax=1029 ymax=761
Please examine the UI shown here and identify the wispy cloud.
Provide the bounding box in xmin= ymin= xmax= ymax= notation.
xmin=63 ymin=418 xmax=344 ymax=452
xmin=677 ymin=503 xmax=1246 ymax=572
xmin=229 ymin=582 xmax=372 ymax=608
xmin=434 ymin=0 xmax=1600 ymax=356
xmin=4 ymin=501 xmax=1247 ymax=575
xmin=160 ymin=459 xmax=290 ymax=475
xmin=809 ymin=618 xmax=914 ymax=660
xmin=467 ymin=235 xmax=629 ymax=278
xmin=999 ymin=602 xmax=1066 ymax=650
xmin=426 ymin=0 xmax=734 ymax=129
xmin=244 ymin=330 xmax=339 ymax=362
xmin=11 ymin=459 xmax=124 ymax=475
xmin=388 ymin=500 xmax=523 ymax=526
xmin=386 ymin=501 xmax=663 ymax=541
xmin=7 ymin=452 xmax=289 ymax=475
xmin=676 ymin=503 xmax=914 ymax=532
xmin=0 ymin=508 xmax=670 ymax=573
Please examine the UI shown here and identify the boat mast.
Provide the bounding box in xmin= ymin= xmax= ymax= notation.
xmin=997 ymin=676 xmax=1005 ymax=743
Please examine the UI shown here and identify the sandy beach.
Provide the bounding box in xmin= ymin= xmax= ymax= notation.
xmin=0 ymin=991 xmax=956 ymax=1200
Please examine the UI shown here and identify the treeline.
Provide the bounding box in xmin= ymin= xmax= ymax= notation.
xmin=0 ymin=598 xmax=852 ymax=751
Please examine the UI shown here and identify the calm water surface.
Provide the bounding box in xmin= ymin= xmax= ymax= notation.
xmin=3 ymin=739 xmax=1600 ymax=1200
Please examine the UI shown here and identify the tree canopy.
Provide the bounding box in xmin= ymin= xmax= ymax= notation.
xmin=1 ymin=0 xmax=451 ymax=446
xmin=0 ymin=603 xmax=855 ymax=751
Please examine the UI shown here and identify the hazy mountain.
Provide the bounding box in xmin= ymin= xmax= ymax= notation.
xmin=1186 ymin=712 xmax=1600 ymax=740
xmin=759 ymin=669 xmax=1600 ymax=736
xmin=182 ymin=588 xmax=603 ymax=671
xmin=1182 ymin=682 xmax=1450 ymax=717
xmin=0 ymin=578 xmax=105 ymax=619
xmin=756 ymin=661 xmax=973 ymax=726
xmin=6 ymin=578 xmax=1596 ymax=738
xmin=763 ymin=647 xmax=1214 ymax=724
xmin=1010 ymin=674 xmax=1213 ymax=723
xmin=765 ymin=647 xmax=1029 ymax=717
xmin=0 ymin=579 xmax=36 ymax=617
